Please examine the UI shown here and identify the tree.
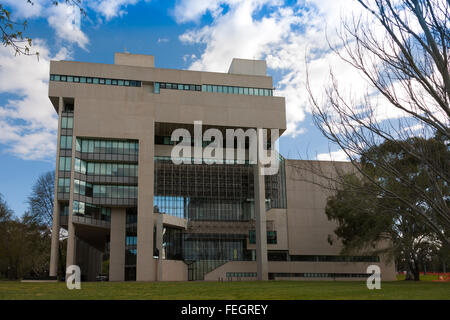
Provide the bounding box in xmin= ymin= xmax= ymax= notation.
xmin=27 ymin=170 xmax=55 ymax=226
xmin=305 ymin=0 xmax=450 ymax=247
xmin=325 ymin=137 xmax=446 ymax=280
xmin=0 ymin=1 xmax=84 ymax=56
xmin=0 ymin=193 xmax=12 ymax=278
xmin=0 ymin=194 xmax=51 ymax=279
xmin=27 ymin=170 xmax=66 ymax=278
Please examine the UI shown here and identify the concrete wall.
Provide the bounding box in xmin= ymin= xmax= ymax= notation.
xmin=160 ymin=260 xmax=188 ymax=281
xmin=204 ymin=260 xmax=396 ymax=281
xmin=228 ymin=58 xmax=267 ymax=76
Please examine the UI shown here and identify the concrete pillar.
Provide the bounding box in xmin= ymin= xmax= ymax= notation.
xmin=109 ymin=208 xmax=126 ymax=281
xmin=65 ymin=221 xmax=76 ymax=276
xmin=49 ymin=202 xmax=60 ymax=277
xmin=136 ymin=122 xmax=155 ymax=281
xmin=156 ymin=213 xmax=163 ymax=281
xmin=254 ymin=128 xmax=268 ymax=281
xmin=49 ymin=97 xmax=63 ymax=278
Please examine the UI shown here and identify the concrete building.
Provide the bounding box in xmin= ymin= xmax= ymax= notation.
xmin=48 ymin=53 xmax=395 ymax=282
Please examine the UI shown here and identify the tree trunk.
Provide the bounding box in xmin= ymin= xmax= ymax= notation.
xmin=406 ymin=260 xmax=421 ymax=281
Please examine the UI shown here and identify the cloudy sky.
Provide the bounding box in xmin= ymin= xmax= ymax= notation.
xmin=0 ymin=0 xmax=374 ymax=215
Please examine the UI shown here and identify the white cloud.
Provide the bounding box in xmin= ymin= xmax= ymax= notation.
xmin=173 ymin=0 xmax=226 ymax=23
xmin=157 ymin=37 xmax=169 ymax=43
xmin=48 ymin=3 xmax=89 ymax=50
xmin=316 ymin=149 xmax=349 ymax=162
xmin=174 ymin=0 xmax=402 ymax=138
xmin=0 ymin=40 xmax=70 ymax=160
xmin=88 ymin=0 xmax=145 ymax=20
xmin=1 ymin=0 xmax=45 ymax=19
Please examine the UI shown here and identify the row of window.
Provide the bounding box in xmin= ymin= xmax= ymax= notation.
xmin=226 ymin=272 xmax=257 ymax=278
xmin=155 ymin=82 xmax=201 ymax=93
xmin=72 ymin=200 xmax=111 ymax=220
xmin=76 ymin=138 xmax=139 ymax=155
xmin=154 ymin=82 xmax=273 ymax=96
xmin=202 ymin=84 xmax=273 ymax=96
xmin=269 ymin=273 xmax=369 ymax=278
xmin=249 ymin=230 xmax=277 ymax=244
xmin=289 ymin=255 xmax=380 ymax=262
xmin=51 ymin=74 xmax=273 ymax=96
xmin=74 ymin=158 xmax=138 ymax=177
xmin=50 ymin=74 xmax=141 ymax=87
xmin=60 ymin=135 xmax=73 ymax=149
xmin=74 ymin=179 xmax=138 ymax=199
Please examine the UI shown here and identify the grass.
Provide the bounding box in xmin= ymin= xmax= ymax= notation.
xmin=0 ymin=280 xmax=449 ymax=300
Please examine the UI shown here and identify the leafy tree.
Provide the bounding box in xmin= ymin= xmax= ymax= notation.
xmin=0 ymin=194 xmax=51 ymax=279
xmin=0 ymin=194 xmax=13 ymax=278
xmin=325 ymin=136 xmax=448 ymax=280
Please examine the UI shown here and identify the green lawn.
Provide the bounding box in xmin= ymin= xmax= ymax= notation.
xmin=0 ymin=280 xmax=449 ymax=300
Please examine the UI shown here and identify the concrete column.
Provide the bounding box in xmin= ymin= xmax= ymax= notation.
xmin=156 ymin=213 xmax=163 ymax=281
xmin=65 ymin=221 xmax=76 ymax=275
xmin=137 ymin=122 xmax=155 ymax=281
xmin=109 ymin=208 xmax=126 ymax=281
xmin=49 ymin=97 xmax=63 ymax=278
xmin=49 ymin=202 xmax=60 ymax=277
xmin=254 ymin=128 xmax=268 ymax=281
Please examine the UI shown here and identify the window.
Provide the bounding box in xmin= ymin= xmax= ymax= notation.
xmin=249 ymin=230 xmax=277 ymax=244
xmin=58 ymin=178 xmax=70 ymax=193
xmin=154 ymin=82 xmax=160 ymax=94
xmin=60 ymin=135 xmax=72 ymax=149
xmin=59 ymin=156 xmax=72 ymax=171
xmin=61 ymin=116 xmax=73 ymax=129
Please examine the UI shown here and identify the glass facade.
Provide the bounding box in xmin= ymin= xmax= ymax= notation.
xmin=154 ymin=158 xmax=286 ymax=219
xmin=73 ymin=179 xmax=138 ymax=199
xmin=72 ymin=200 xmax=111 ymax=221
xmin=74 ymin=158 xmax=138 ymax=177
xmin=50 ymin=74 xmax=141 ymax=87
xmin=76 ymin=138 xmax=139 ymax=155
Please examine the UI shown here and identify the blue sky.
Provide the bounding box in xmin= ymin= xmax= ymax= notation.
xmin=0 ymin=0 xmax=366 ymax=216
